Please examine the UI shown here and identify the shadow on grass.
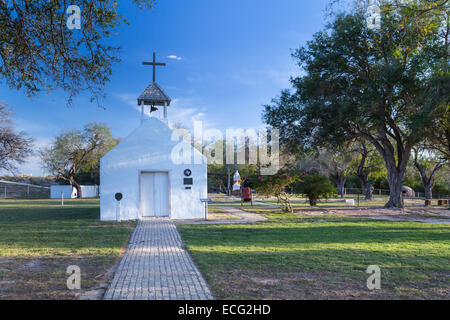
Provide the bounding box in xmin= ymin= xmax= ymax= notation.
xmin=179 ymin=220 xmax=449 ymax=286
xmin=187 ymin=248 xmax=450 ymax=278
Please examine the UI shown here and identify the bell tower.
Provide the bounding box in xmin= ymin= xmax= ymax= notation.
xmin=138 ymin=52 xmax=172 ymax=123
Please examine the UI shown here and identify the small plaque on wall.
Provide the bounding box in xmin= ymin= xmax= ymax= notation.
xmin=184 ymin=178 xmax=193 ymax=185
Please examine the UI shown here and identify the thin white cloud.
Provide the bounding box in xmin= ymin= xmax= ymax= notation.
xmin=169 ymin=98 xmax=213 ymax=129
xmin=117 ymin=94 xmax=215 ymax=131
xmin=230 ymin=66 xmax=299 ymax=88
xmin=166 ymin=55 xmax=183 ymax=61
xmin=117 ymin=93 xmax=140 ymax=112
xmin=187 ymin=72 xmax=217 ymax=84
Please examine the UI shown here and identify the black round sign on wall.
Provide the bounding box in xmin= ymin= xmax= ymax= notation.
xmin=115 ymin=193 xmax=123 ymax=201
xmin=184 ymin=169 xmax=192 ymax=177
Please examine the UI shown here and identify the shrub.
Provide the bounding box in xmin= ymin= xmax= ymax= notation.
xmin=295 ymin=172 xmax=336 ymax=206
xmin=249 ymin=172 xmax=302 ymax=213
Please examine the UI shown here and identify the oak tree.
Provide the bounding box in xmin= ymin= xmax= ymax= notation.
xmin=40 ymin=122 xmax=119 ymax=198
xmin=0 ymin=104 xmax=33 ymax=172
xmin=264 ymin=1 xmax=449 ymax=208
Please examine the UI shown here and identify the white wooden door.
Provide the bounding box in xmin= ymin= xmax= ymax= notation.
xmin=140 ymin=172 xmax=169 ymax=217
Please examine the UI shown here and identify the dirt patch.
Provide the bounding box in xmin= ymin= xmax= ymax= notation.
xmin=295 ymin=206 xmax=450 ymax=223
xmin=207 ymin=269 xmax=449 ymax=300
xmin=250 ymin=277 xmax=281 ymax=286
xmin=0 ymin=256 xmax=121 ymax=300
xmin=20 ymin=259 xmax=48 ymax=273
xmin=0 ymin=280 xmax=16 ymax=286
xmin=0 ymin=258 xmax=13 ymax=265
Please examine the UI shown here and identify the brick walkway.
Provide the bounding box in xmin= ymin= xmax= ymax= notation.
xmin=104 ymin=218 xmax=213 ymax=300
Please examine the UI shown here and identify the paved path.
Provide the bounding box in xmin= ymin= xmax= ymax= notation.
xmin=252 ymin=201 xmax=279 ymax=208
xmin=175 ymin=206 xmax=267 ymax=225
xmin=228 ymin=196 xmax=279 ymax=208
xmin=104 ymin=218 xmax=213 ymax=300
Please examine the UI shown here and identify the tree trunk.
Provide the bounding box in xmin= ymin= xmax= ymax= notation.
xmin=356 ymin=143 xmax=370 ymax=198
xmin=70 ymin=178 xmax=82 ymax=199
xmin=424 ymin=181 xmax=433 ymax=201
xmin=336 ymin=177 xmax=346 ymax=198
xmin=414 ymin=161 xmax=443 ymax=202
xmin=277 ymin=193 xmax=293 ymax=213
xmin=358 ymin=172 xmax=372 ymax=200
xmin=376 ymin=140 xmax=411 ymax=209
xmin=365 ymin=182 xmax=374 ymax=200
xmin=385 ymin=169 xmax=404 ymax=208
xmin=218 ymin=180 xmax=226 ymax=194
xmin=330 ymin=171 xmax=347 ymax=198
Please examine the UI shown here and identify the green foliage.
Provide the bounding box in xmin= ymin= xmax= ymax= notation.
xmin=0 ymin=1 xmax=154 ymax=105
xmin=433 ymin=179 xmax=450 ymax=196
xmin=40 ymin=122 xmax=119 ymax=194
xmin=404 ymin=157 xmax=450 ymax=196
xmin=294 ymin=172 xmax=337 ymax=206
xmin=207 ymin=164 xmax=259 ymax=193
xmin=351 ymin=141 xmax=385 ymax=178
xmin=425 ymin=106 xmax=449 ymax=161
xmin=345 ymin=174 xmax=363 ymax=188
xmin=263 ymin=1 xmax=449 ymax=207
xmin=250 ymin=172 xmax=302 ymax=213
xmin=411 ymin=145 xmax=448 ymax=198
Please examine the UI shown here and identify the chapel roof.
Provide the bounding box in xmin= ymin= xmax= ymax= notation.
xmin=137 ymin=82 xmax=171 ymax=106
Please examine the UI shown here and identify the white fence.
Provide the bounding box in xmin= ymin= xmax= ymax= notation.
xmin=50 ymin=185 xmax=77 ymax=199
xmin=81 ymin=185 xmax=99 ymax=198
xmin=50 ymin=185 xmax=99 ymax=199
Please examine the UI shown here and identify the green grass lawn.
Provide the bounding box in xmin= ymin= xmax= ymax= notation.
xmin=2 ymin=199 xmax=448 ymax=300
xmin=0 ymin=199 xmax=136 ymax=299
xmin=179 ymin=213 xmax=450 ymax=300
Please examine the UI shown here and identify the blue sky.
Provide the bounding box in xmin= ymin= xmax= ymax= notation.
xmin=1 ymin=0 xmax=331 ymax=176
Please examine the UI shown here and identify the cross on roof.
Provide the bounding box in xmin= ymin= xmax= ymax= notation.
xmin=143 ymin=52 xmax=166 ymax=82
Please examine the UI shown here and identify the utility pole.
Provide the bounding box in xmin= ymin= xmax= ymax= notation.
xmin=227 ymin=164 xmax=231 ymax=196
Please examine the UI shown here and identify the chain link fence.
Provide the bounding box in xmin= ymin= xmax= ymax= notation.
xmin=0 ymin=180 xmax=50 ymax=199
xmin=343 ymin=188 xmax=450 ymax=200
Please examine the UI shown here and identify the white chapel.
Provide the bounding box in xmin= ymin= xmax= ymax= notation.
xmin=100 ymin=54 xmax=207 ymax=221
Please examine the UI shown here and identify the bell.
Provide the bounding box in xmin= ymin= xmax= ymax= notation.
xmin=150 ymin=106 xmax=158 ymax=113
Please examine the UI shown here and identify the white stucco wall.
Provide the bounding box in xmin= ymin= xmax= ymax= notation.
xmin=100 ymin=118 xmax=207 ymax=221
xmin=50 ymin=185 xmax=76 ymax=199
xmin=50 ymin=185 xmax=99 ymax=199
xmin=81 ymin=185 xmax=99 ymax=198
